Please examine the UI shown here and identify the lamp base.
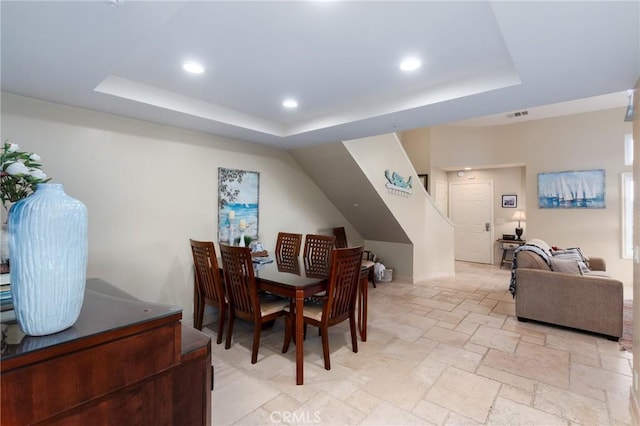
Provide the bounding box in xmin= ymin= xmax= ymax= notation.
xmin=515 ymin=227 xmax=523 ymax=241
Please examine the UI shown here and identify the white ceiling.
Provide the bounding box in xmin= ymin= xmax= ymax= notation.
xmin=1 ymin=1 xmax=638 ymax=149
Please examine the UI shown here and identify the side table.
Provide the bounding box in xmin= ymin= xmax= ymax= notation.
xmin=497 ymin=239 xmax=526 ymax=268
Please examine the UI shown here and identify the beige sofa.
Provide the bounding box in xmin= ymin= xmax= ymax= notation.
xmin=513 ymin=239 xmax=623 ymax=340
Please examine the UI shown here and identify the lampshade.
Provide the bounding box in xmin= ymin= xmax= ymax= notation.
xmin=511 ymin=211 xmax=526 ymax=222
xmin=512 ymin=210 xmax=525 ymax=240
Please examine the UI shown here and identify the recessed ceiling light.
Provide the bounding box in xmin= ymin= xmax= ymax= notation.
xmin=399 ymin=58 xmax=421 ymax=71
xmin=182 ymin=62 xmax=204 ymax=74
xmin=283 ymin=99 xmax=298 ymax=108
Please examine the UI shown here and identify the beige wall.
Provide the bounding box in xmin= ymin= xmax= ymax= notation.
xmin=1 ymin=93 xmax=351 ymax=324
xmin=345 ymin=133 xmax=455 ymax=282
xmin=399 ymin=128 xmax=431 ymax=179
xmin=431 ymin=108 xmax=634 ymax=284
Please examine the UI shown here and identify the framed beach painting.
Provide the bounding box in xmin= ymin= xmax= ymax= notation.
xmin=537 ymin=169 xmax=605 ymax=209
xmin=218 ymin=168 xmax=260 ymax=243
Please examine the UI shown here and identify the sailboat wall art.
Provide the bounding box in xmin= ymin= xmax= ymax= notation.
xmin=537 ymin=169 xmax=605 ymax=209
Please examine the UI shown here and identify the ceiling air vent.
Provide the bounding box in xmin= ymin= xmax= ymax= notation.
xmin=507 ymin=110 xmax=529 ymax=118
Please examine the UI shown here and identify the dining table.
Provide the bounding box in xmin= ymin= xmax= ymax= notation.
xmin=252 ymin=254 xmax=371 ymax=385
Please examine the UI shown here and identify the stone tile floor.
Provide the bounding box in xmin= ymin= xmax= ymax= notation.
xmin=205 ymin=261 xmax=633 ymax=425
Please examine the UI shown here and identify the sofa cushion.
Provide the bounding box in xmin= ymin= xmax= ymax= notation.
xmin=583 ymin=270 xmax=612 ymax=279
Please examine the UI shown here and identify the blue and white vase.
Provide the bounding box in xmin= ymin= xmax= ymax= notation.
xmin=8 ymin=183 xmax=88 ymax=336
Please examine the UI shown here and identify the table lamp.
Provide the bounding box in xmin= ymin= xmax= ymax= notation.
xmin=512 ymin=210 xmax=526 ymax=240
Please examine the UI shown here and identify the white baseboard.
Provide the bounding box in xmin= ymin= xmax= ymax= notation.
xmin=631 ymin=387 xmax=640 ymax=426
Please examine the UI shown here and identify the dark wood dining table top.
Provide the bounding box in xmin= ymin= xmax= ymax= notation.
xmin=254 ymin=256 xmax=328 ymax=293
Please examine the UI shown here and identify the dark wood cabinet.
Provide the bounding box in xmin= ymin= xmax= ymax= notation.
xmin=1 ymin=279 xmax=211 ymax=425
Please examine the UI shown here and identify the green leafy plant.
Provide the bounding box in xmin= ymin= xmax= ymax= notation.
xmin=233 ymin=235 xmax=253 ymax=247
xmin=1 ymin=140 xmax=50 ymax=209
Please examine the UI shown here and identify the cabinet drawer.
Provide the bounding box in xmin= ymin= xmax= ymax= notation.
xmin=503 ymin=243 xmax=520 ymax=249
xmin=1 ymin=322 xmax=180 ymax=425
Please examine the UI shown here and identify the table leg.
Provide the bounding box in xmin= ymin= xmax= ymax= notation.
xmin=500 ymin=248 xmax=508 ymax=268
xmin=358 ymin=268 xmax=369 ymax=341
xmin=295 ymin=288 xmax=304 ymax=385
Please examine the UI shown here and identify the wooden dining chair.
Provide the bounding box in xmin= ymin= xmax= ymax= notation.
xmin=303 ymin=234 xmax=335 ymax=278
xmin=275 ymin=232 xmax=303 ymax=257
xmin=219 ymin=244 xmax=289 ymax=364
xmin=283 ymin=245 xmax=364 ymax=370
xmin=332 ymin=227 xmax=348 ymax=249
xmin=332 ymin=226 xmax=376 ymax=288
xmin=189 ymin=239 xmax=227 ymax=344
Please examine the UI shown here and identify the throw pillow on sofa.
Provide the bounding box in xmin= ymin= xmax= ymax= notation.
xmin=549 ymin=258 xmax=582 ymax=274
xmin=576 ymin=260 xmax=590 ymax=275
xmin=552 ymin=247 xmax=587 ymax=262
xmin=551 ymin=247 xmax=591 ymax=274
xmin=551 ymin=248 xmax=590 ymax=274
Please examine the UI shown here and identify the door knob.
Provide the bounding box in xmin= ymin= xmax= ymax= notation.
xmin=485 ymin=223 xmax=491 ymax=231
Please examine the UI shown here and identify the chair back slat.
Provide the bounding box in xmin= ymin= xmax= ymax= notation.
xmin=220 ymin=244 xmax=259 ymax=320
xmin=276 ymin=232 xmax=302 ymax=257
xmin=324 ymin=246 xmax=364 ymax=323
xmin=275 ymin=253 xmax=301 ymax=275
xmin=332 ymin=227 xmax=349 ymax=249
xmin=190 ymin=239 xmax=224 ymax=304
xmin=303 ymin=234 xmax=335 ymax=278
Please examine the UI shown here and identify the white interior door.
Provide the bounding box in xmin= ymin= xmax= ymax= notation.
xmin=450 ymin=181 xmax=494 ymax=263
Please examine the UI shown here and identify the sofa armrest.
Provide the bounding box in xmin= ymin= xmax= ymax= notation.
xmin=586 ymin=256 xmax=606 ymax=271
xmin=514 ymin=268 xmax=623 ymax=338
